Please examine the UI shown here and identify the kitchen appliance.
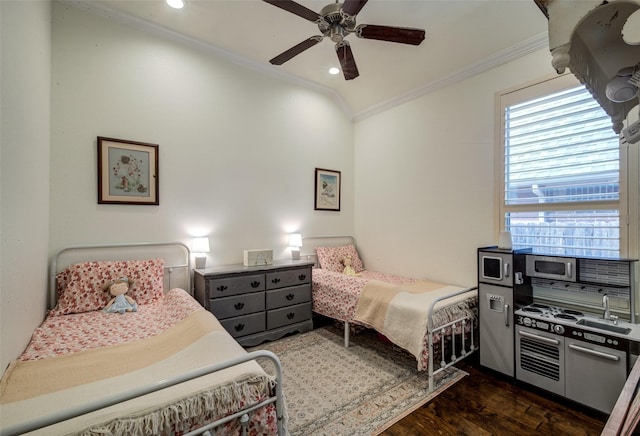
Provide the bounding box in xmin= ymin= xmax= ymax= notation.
xmin=526 ymin=255 xmax=577 ymax=282
xmin=515 ymin=303 xmax=628 ymax=413
xmin=480 ymin=249 xmax=524 ymax=287
xmin=478 ymin=247 xmax=531 ymax=377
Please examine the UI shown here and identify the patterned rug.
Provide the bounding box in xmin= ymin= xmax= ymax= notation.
xmin=249 ymin=324 xmax=467 ymax=435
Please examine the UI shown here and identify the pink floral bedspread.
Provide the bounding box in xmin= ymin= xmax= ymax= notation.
xmin=21 ymin=288 xmax=202 ymax=361
xmin=312 ymin=268 xmax=477 ymax=371
xmin=11 ymin=289 xmax=279 ymax=435
xmin=312 ymin=269 xmax=416 ymax=323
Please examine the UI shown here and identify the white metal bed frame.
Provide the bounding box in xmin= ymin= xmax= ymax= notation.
xmin=302 ymin=235 xmax=478 ymax=392
xmin=2 ymin=242 xmax=286 ymax=436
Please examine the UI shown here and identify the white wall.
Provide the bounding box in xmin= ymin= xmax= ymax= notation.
xmin=354 ymin=50 xmax=557 ymax=287
xmin=50 ymin=4 xmax=354 ymax=266
xmin=0 ymin=1 xmax=52 ymax=371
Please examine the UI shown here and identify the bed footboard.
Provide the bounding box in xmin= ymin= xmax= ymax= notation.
xmin=427 ymin=286 xmax=478 ymax=392
xmin=0 ymin=350 xmax=286 ymax=436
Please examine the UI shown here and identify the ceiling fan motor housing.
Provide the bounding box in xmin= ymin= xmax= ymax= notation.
xmin=319 ymin=2 xmax=356 ymax=40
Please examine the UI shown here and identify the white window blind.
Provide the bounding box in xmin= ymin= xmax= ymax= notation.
xmin=501 ymin=80 xmax=622 ymax=257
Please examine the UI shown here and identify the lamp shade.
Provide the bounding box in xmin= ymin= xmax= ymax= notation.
xmin=192 ymin=237 xmax=210 ymax=254
xmin=289 ymin=233 xmax=302 ymax=248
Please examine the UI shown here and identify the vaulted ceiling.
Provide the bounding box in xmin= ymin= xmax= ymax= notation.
xmin=75 ymin=0 xmax=550 ymax=118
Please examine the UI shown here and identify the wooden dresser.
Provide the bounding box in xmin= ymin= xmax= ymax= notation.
xmin=194 ymin=260 xmax=314 ymax=346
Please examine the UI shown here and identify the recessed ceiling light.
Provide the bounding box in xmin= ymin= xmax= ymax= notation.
xmin=167 ymin=0 xmax=184 ymax=9
xmin=329 ymin=67 xmax=340 ymax=75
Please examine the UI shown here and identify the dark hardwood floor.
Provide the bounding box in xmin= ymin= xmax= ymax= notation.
xmin=381 ymin=354 xmax=608 ymax=436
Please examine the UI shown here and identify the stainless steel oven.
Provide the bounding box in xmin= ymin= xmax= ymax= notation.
xmin=516 ymin=325 xmax=565 ymax=396
xmin=515 ymin=303 xmax=628 ymax=413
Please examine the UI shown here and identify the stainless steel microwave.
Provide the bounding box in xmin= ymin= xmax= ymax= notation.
xmin=479 ymin=251 xmax=512 ymax=286
xmin=526 ymin=255 xmax=576 ymax=282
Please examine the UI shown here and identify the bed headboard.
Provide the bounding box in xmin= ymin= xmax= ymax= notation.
xmin=49 ymin=242 xmax=191 ymax=310
xmin=300 ymin=235 xmax=356 ymax=268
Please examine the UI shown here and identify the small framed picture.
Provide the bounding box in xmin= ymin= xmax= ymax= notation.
xmin=97 ymin=137 xmax=159 ymax=205
xmin=314 ymin=168 xmax=341 ymax=211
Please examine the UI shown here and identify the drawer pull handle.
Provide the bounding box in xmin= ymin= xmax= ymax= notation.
xmin=217 ymin=285 xmax=228 ymax=292
xmin=234 ymin=323 xmax=245 ymax=332
xmin=298 ymin=274 xmax=306 ymax=280
xmin=272 ymin=278 xmax=281 ymax=284
xmin=251 ymin=281 xmax=261 ymax=288
xmin=286 ymin=294 xmax=295 ymax=301
xmin=234 ymin=302 xmax=245 ymax=310
xmin=287 ymin=312 xmax=295 ymax=320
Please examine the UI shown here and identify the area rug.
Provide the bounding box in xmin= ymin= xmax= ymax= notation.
xmin=248 ymin=325 xmax=467 ymax=435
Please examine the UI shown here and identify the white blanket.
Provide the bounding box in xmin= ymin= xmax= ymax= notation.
xmin=0 ymin=310 xmax=273 ymax=435
xmin=354 ymin=280 xmax=474 ymax=360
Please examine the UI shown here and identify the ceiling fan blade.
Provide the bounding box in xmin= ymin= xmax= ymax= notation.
xmin=262 ymin=0 xmax=321 ymax=22
xmin=342 ymin=0 xmax=368 ymax=17
xmin=269 ymin=37 xmax=322 ymax=65
xmin=357 ymin=24 xmax=426 ymax=45
xmin=336 ymin=43 xmax=359 ymax=80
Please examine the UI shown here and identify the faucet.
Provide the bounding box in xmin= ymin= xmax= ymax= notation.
xmin=602 ymin=294 xmax=619 ymax=324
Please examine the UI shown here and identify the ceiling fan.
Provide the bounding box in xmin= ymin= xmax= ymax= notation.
xmin=262 ymin=0 xmax=426 ymax=80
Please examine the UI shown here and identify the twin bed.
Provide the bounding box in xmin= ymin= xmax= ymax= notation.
xmin=303 ymin=236 xmax=478 ymax=392
xmin=0 ymin=243 xmax=285 ymax=436
xmin=0 ymin=237 xmax=477 ymax=435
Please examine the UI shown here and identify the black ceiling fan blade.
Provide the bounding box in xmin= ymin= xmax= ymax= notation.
xmin=262 ymin=0 xmax=321 ymax=22
xmin=342 ymin=0 xmax=368 ymax=17
xmin=357 ymin=24 xmax=426 ymax=45
xmin=336 ymin=43 xmax=359 ymax=80
xmin=269 ymin=37 xmax=322 ymax=65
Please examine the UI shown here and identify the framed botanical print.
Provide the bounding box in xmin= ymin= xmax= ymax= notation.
xmin=314 ymin=168 xmax=341 ymax=211
xmin=97 ymin=136 xmax=159 ymax=205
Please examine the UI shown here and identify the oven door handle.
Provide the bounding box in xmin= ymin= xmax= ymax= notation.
xmin=518 ymin=330 xmax=560 ymax=345
xmin=568 ymin=344 xmax=620 ymax=361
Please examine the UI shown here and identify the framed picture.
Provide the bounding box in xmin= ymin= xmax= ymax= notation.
xmin=314 ymin=168 xmax=341 ymax=211
xmin=97 ymin=136 xmax=159 ymax=205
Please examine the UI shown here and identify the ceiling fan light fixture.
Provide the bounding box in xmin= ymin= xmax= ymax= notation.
xmin=166 ymin=0 xmax=184 ymax=10
xmin=329 ymin=67 xmax=340 ymax=75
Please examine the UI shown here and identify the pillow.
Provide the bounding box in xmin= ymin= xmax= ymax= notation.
xmin=51 ymin=258 xmax=165 ymax=316
xmin=316 ymin=244 xmax=364 ymax=273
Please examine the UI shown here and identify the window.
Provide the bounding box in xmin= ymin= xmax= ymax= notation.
xmin=499 ymin=74 xmax=628 ymax=258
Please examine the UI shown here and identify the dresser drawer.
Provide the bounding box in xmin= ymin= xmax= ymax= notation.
xmin=210 ymin=292 xmax=265 ymax=320
xmin=266 ymin=267 xmax=311 ymax=290
xmin=208 ymin=274 xmax=264 ymax=298
xmin=267 ymin=302 xmax=311 ymax=330
xmin=266 ymin=285 xmax=311 ymax=310
xmin=220 ymin=312 xmax=265 ymax=338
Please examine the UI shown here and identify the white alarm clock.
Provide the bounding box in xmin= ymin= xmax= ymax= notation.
xmin=243 ymin=249 xmax=273 ymax=266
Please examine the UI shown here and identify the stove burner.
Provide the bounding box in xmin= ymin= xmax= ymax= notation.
xmin=530 ymin=303 xmax=550 ymax=309
xmin=555 ymin=313 xmax=578 ymax=321
xmin=563 ymin=309 xmax=584 ymax=317
xmin=522 ymin=307 xmax=543 ymax=313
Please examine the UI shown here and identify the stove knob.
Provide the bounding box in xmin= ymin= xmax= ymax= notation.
xmin=554 ymin=325 xmax=565 ymax=335
xmin=524 ymin=317 xmax=532 ymax=326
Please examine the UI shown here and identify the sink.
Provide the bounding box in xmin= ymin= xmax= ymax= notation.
xmin=576 ymin=319 xmax=632 ymax=335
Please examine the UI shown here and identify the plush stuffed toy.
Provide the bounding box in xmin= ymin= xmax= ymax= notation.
xmin=103 ymin=277 xmax=138 ymax=314
xmin=341 ymin=255 xmax=360 ymax=276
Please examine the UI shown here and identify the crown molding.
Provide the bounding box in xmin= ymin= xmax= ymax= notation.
xmin=62 ymin=0 xmax=355 ymax=120
xmin=62 ymin=1 xmax=548 ymax=123
xmin=353 ymin=32 xmax=550 ymax=122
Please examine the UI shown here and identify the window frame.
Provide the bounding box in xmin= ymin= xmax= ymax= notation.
xmin=496 ymin=73 xmax=632 ymax=257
